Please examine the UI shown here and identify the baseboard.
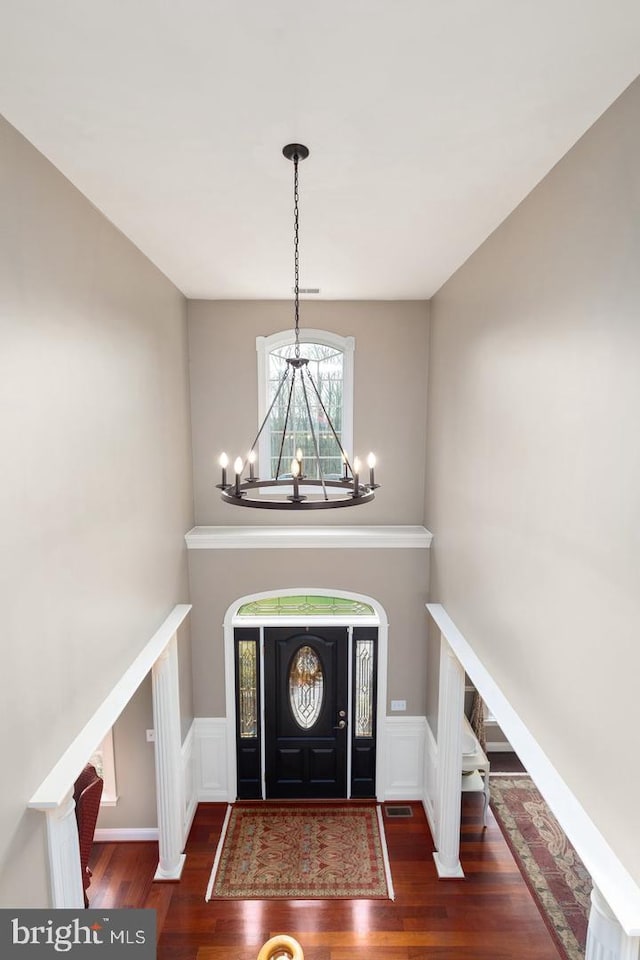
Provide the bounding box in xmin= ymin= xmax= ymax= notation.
xmin=94 ymin=827 xmax=158 ymax=842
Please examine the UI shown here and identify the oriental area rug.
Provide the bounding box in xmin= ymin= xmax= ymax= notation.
xmin=490 ymin=775 xmax=592 ymax=960
xmin=205 ymin=803 xmax=394 ymax=901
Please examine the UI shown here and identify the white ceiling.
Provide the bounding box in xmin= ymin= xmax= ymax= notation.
xmin=2 ymin=1 xmax=640 ymax=300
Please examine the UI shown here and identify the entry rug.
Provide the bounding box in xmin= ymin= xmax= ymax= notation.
xmin=490 ymin=776 xmax=591 ymax=960
xmin=205 ymin=803 xmax=394 ymax=900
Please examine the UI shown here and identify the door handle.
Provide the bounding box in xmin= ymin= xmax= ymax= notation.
xmin=333 ymin=719 xmax=347 ymax=729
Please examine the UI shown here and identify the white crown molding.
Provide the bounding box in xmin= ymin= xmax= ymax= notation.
xmin=185 ymin=525 xmax=433 ymax=550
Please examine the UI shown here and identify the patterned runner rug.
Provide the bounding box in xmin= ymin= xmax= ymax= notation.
xmin=490 ymin=775 xmax=592 ymax=960
xmin=205 ymin=803 xmax=394 ymax=901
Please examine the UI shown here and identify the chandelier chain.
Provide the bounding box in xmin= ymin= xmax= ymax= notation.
xmin=293 ymin=154 xmax=300 ymax=358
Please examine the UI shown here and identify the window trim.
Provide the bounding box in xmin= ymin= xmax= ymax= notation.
xmin=256 ymin=329 xmax=355 ymax=481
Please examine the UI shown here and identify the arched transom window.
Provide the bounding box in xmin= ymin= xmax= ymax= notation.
xmin=256 ymin=329 xmax=354 ymax=482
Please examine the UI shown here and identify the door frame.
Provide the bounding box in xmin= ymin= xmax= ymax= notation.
xmin=223 ymin=588 xmax=388 ymax=801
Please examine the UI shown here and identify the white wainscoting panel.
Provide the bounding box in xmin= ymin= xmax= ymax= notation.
xmin=423 ymin=719 xmax=438 ymax=839
xmin=194 ymin=718 xmax=230 ymax=802
xmin=381 ymin=716 xmax=426 ymax=800
xmin=181 ymin=721 xmax=198 ymax=844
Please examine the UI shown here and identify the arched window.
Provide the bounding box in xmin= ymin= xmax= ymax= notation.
xmin=256 ymin=329 xmax=354 ymax=482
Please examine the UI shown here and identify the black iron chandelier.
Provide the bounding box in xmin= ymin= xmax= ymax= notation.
xmin=216 ymin=143 xmax=379 ymax=510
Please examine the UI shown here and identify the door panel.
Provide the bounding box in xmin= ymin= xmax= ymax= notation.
xmin=265 ymin=627 xmax=347 ymax=799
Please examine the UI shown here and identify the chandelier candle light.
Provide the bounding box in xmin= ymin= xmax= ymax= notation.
xmin=216 ymin=143 xmax=380 ymax=510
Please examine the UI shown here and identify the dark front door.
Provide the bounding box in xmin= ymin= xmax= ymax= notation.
xmin=264 ymin=626 xmax=348 ymax=799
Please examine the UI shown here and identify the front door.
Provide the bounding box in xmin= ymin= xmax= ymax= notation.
xmin=264 ymin=626 xmax=348 ymax=799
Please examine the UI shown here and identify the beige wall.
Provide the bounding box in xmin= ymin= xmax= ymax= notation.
xmin=188 ymin=299 xmax=430 ymax=525
xmin=0 ymin=116 xmax=194 ymax=906
xmin=188 ymin=548 xmax=430 ymax=718
xmin=96 ymin=620 xmax=194 ymax=831
xmin=96 ymin=677 xmax=157 ymax=831
xmin=186 ymin=298 xmax=432 ymax=734
xmin=425 ymin=77 xmax=640 ymax=883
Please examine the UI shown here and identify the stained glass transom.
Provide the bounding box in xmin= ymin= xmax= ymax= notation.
xmin=355 ymin=638 xmax=375 ymax=738
xmin=238 ymin=595 xmax=374 ymax=617
xmin=238 ymin=640 xmax=258 ymax=739
xmin=289 ymin=646 xmax=324 ymax=730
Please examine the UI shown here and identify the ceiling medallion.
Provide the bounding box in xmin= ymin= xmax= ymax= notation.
xmin=216 ymin=144 xmax=379 ymax=510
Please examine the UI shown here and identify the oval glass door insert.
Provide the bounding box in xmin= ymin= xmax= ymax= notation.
xmin=289 ymin=645 xmax=324 ymax=729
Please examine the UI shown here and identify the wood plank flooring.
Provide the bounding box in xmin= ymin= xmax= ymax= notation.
xmin=88 ymin=796 xmax=562 ymax=960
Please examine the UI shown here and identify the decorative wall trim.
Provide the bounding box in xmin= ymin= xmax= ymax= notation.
xmin=427 ymin=603 xmax=640 ymax=935
xmin=380 ymin=716 xmax=426 ymax=801
xmin=181 ymin=721 xmax=198 ymax=845
xmin=194 ymin=714 xmax=426 ymax=804
xmin=94 ymin=827 xmax=159 ymax=843
xmin=422 ymin=719 xmax=438 ymax=840
xmin=194 ymin=718 xmax=231 ymax=802
xmin=185 ymin=525 xmax=432 ymax=551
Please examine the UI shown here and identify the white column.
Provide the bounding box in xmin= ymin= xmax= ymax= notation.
xmin=44 ymin=788 xmax=84 ymax=908
xmin=586 ymin=885 xmax=640 ymax=960
xmin=433 ymin=634 xmax=465 ymax=878
xmin=152 ymin=634 xmax=186 ymax=881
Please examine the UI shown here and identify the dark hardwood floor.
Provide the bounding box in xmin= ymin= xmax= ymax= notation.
xmin=88 ymin=796 xmax=562 ymax=960
xmin=487 ymin=751 xmax=527 ymax=774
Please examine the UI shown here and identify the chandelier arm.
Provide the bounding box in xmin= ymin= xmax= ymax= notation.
xmin=302 ymin=365 xmax=353 ymax=474
xmin=274 ymin=369 xmax=297 ymax=480
xmin=245 ymin=365 xmax=292 ymax=464
xmin=299 ymin=369 xmax=329 ymax=501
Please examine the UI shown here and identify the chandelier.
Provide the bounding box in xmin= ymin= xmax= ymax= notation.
xmin=216 ymin=144 xmax=379 ymax=510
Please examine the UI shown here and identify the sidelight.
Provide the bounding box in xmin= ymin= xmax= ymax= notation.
xmin=238 ymin=639 xmax=258 ymax=738
xmin=289 ymin=645 xmax=324 ymax=729
xmin=355 ymin=637 xmax=375 ymax=737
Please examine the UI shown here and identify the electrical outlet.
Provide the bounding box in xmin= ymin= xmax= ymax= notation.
xmin=391 ymin=699 xmax=406 ymax=712
xmin=146 ymin=729 xmax=156 ymax=742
